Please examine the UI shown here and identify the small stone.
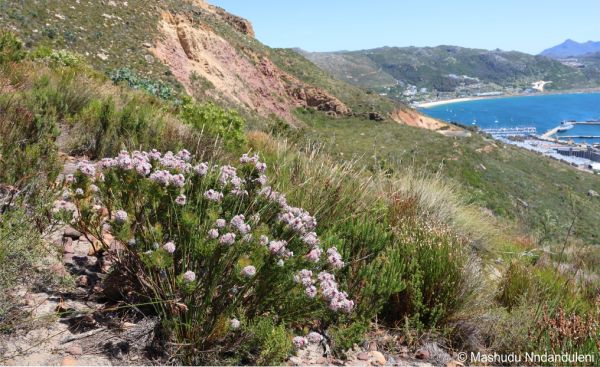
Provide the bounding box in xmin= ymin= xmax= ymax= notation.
xmin=142 ymin=42 xmax=152 ymax=48
xmin=63 ymin=228 xmax=82 ymax=239
xmin=76 ymin=275 xmax=88 ymax=287
xmin=316 ymin=357 xmax=328 ymax=364
xmin=289 ymin=356 xmax=302 ymax=366
xmin=368 ymin=341 xmax=378 ymax=351
xmin=61 ymin=357 xmax=77 ymax=366
xmin=51 ymin=263 xmax=69 ymax=277
xmin=144 ymin=54 xmax=154 ymax=63
xmin=357 ymin=352 xmax=370 ymax=361
xmin=387 ymin=356 xmax=396 ymax=366
xmin=67 ymin=344 xmax=83 ymax=355
xmin=63 ymin=237 xmax=74 ymax=253
xmin=369 ymin=351 xmax=386 ymax=365
xmin=588 ymin=189 xmax=599 ymax=197
xmin=446 ymin=360 xmax=464 ymax=367
xmin=415 ymin=350 xmax=430 ymax=360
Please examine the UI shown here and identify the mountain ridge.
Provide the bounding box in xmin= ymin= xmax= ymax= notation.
xmin=302 ymin=44 xmax=600 ymax=102
xmin=541 ymin=39 xmax=600 ymax=59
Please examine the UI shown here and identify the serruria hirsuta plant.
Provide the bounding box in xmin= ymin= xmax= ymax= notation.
xmin=60 ymin=148 xmax=354 ymax=362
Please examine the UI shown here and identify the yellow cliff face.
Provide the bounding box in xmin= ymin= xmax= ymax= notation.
xmin=391 ymin=108 xmax=469 ymax=136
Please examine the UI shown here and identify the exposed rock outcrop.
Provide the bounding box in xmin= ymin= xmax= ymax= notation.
xmin=214 ymin=8 xmax=255 ymax=37
xmin=152 ymin=12 xmax=350 ymax=124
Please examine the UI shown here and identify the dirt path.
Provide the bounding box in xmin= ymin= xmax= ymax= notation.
xmin=0 ymin=156 xmax=160 ymax=366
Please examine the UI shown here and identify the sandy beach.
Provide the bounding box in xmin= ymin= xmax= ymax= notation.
xmin=416 ymin=96 xmax=491 ymax=108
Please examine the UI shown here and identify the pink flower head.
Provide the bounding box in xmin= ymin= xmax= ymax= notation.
xmin=163 ymin=241 xmax=176 ymax=254
xmin=293 ymin=336 xmax=308 ymax=348
xmin=259 ymin=235 xmax=269 ymax=246
xmin=255 ymin=162 xmax=267 ymax=173
xmin=230 ymin=318 xmax=240 ymax=330
xmin=193 ymin=162 xmax=209 ymax=176
xmin=183 ymin=270 xmax=196 ymax=282
xmin=114 ymin=210 xmax=128 ymax=224
xmin=219 ymin=232 xmax=236 ymax=246
xmin=241 ymin=265 xmax=256 ymax=278
xmin=175 ymin=149 xmax=192 ymax=162
xmin=171 ymin=174 xmax=185 ymax=188
xmin=204 ymin=189 xmax=223 ymax=202
xmin=240 ymin=153 xmax=259 ymax=164
xmin=149 ymin=170 xmax=171 ymax=186
xmin=175 ymin=194 xmax=187 ymax=206
xmin=327 ymin=247 xmax=344 ymax=269
xmin=215 ymin=218 xmax=227 ymax=228
xmin=208 ymin=228 xmax=219 ymax=239
xmin=307 ymin=332 xmax=323 ymax=343
xmin=306 ymin=247 xmax=322 ymax=262
xmin=305 ymin=285 xmax=317 ymax=298
xmin=268 ymin=240 xmax=287 ymax=255
xmin=77 ymin=161 xmax=96 ymax=177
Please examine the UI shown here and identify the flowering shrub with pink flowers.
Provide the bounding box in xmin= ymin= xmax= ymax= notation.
xmin=65 ymin=148 xmax=357 ymax=362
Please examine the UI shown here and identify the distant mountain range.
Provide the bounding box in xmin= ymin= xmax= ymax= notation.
xmin=301 ymin=45 xmax=600 ymax=100
xmin=540 ymin=39 xmax=600 ymax=59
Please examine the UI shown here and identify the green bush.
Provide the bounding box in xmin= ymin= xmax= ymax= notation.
xmin=241 ymin=317 xmax=292 ymax=365
xmin=0 ymin=97 xmax=61 ymax=190
xmin=65 ymin=149 xmax=353 ymax=363
xmin=496 ymin=260 xmax=532 ymax=310
xmin=382 ymin=224 xmax=470 ymax=331
xmin=0 ymin=210 xmax=44 ymax=331
xmin=181 ymin=100 xmax=246 ymax=149
xmin=0 ymin=31 xmax=25 ymax=64
xmin=110 ymin=67 xmax=175 ymax=100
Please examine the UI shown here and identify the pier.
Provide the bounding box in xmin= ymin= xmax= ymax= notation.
xmin=542 ymin=120 xmax=600 ymax=140
xmin=482 ymin=127 xmax=537 ymax=137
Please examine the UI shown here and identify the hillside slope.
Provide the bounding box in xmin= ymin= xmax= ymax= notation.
xmin=302 ymin=46 xmax=600 ymax=100
xmin=0 ymin=0 xmax=406 ymax=125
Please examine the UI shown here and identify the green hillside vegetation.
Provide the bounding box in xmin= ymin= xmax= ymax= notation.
xmin=302 ymin=46 xmax=600 ymax=97
xmin=0 ymin=0 xmax=399 ymax=122
xmin=1 ymin=31 xmax=599 ymax=364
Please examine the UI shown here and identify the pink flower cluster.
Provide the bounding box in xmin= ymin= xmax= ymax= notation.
xmin=293 ymin=331 xmax=323 ymax=349
xmin=204 ymin=189 xmax=223 ymax=202
xmin=219 ymin=232 xmax=236 ymax=246
xmin=230 ymin=214 xmax=251 ymax=234
xmin=114 ymin=210 xmax=128 ymax=223
xmin=326 ymin=247 xmax=344 ymax=269
xmin=318 ymin=271 xmax=354 ymax=313
xmin=268 ymin=240 xmax=293 ymax=259
xmin=76 ymin=161 xmax=96 ymax=177
xmin=241 ymin=265 xmax=256 ymax=278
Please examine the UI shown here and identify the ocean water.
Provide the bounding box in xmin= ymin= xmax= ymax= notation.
xmin=420 ymin=93 xmax=600 ymax=143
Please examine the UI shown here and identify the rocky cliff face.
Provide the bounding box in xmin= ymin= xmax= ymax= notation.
xmin=153 ymin=5 xmax=350 ymax=124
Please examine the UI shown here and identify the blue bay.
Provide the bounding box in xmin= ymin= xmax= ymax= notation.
xmin=420 ymin=93 xmax=600 ymax=143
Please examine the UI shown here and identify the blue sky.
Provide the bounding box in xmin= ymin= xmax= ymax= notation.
xmin=209 ymin=0 xmax=599 ymax=54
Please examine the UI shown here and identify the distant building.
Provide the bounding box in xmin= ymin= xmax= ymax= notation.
xmin=556 ymin=146 xmax=600 ymax=163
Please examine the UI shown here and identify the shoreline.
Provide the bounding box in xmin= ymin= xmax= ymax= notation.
xmin=416 ymin=88 xmax=600 ymax=108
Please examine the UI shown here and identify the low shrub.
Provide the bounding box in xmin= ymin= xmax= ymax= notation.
xmin=382 ymin=224 xmax=471 ymax=332
xmin=0 ymin=30 xmax=25 ymax=64
xmin=181 ymin=100 xmax=246 ymax=149
xmin=110 ymin=67 xmax=175 ymax=100
xmin=64 ymin=149 xmax=354 ymax=363
xmin=0 ymin=97 xmax=61 ymax=193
